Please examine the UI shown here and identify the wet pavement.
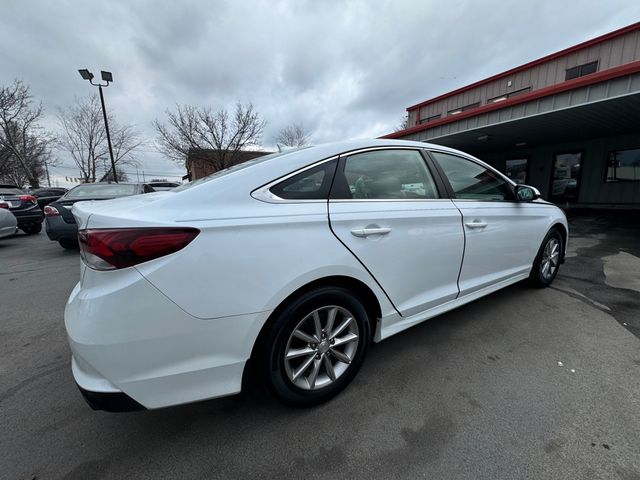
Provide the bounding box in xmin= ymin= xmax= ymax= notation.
xmin=554 ymin=211 xmax=640 ymax=339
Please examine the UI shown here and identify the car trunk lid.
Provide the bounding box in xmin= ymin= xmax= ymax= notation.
xmin=72 ymin=192 xmax=171 ymax=229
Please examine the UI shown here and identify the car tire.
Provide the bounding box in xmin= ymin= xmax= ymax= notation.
xmin=22 ymin=223 xmax=42 ymax=235
xmin=529 ymin=228 xmax=563 ymax=288
xmin=59 ymin=239 xmax=78 ymax=249
xmin=260 ymin=286 xmax=371 ymax=407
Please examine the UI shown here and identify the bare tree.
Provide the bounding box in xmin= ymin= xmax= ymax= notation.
xmin=57 ymin=95 xmax=142 ymax=183
xmin=394 ymin=113 xmax=410 ymax=132
xmin=0 ymin=141 xmax=48 ymax=187
xmin=100 ymin=166 xmax=129 ymax=182
xmin=154 ymin=102 xmax=266 ymax=171
xmin=0 ymin=80 xmax=52 ymax=187
xmin=274 ymin=122 xmax=310 ymax=148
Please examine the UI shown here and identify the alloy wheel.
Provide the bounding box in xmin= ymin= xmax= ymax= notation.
xmin=284 ymin=305 xmax=360 ymax=390
xmin=541 ymin=237 xmax=560 ymax=280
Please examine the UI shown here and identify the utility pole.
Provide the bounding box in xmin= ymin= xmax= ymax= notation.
xmin=44 ymin=158 xmax=51 ymax=187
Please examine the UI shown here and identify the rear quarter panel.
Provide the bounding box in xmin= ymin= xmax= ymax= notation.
xmin=133 ymin=200 xmax=396 ymax=320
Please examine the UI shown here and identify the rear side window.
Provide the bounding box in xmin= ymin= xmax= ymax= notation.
xmin=430 ymin=151 xmax=513 ymax=201
xmin=270 ymin=159 xmax=337 ymax=200
xmin=333 ymin=149 xmax=439 ymax=200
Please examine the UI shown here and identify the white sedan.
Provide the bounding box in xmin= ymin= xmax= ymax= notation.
xmin=66 ymin=139 xmax=567 ymax=411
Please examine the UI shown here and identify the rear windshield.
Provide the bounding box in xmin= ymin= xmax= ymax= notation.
xmin=32 ymin=188 xmax=65 ymax=195
xmin=0 ymin=188 xmax=23 ymax=195
xmin=65 ymin=184 xmax=138 ymax=198
xmin=174 ymin=147 xmax=310 ymax=192
xmin=150 ymin=182 xmax=179 ymax=188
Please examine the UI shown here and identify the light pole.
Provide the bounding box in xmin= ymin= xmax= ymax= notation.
xmin=78 ymin=69 xmax=118 ymax=183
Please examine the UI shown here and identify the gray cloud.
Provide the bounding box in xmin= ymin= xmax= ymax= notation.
xmin=0 ymin=0 xmax=638 ymax=183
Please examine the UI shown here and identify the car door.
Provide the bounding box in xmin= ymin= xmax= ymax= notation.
xmin=429 ymin=150 xmax=550 ymax=296
xmin=328 ymin=148 xmax=464 ymax=317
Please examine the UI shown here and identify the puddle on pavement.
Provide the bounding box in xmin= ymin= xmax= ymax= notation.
xmin=602 ymin=251 xmax=640 ymax=293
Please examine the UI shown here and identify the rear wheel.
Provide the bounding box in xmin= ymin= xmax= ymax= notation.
xmin=529 ymin=228 xmax=562 ymax=287
xmin=261 ymin=286 xmax=371 ymax=406
xmin=21 ymin=223 xmax=42 ymax=235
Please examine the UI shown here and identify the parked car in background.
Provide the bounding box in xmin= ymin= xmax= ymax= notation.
xmin=147 ymin=181 xmax=180 ymax=191
xmin=64 ymin=139 xmax=568 ymax=412
xmin=0 ymin=187 xmax=44 ymax=234
xmin=30 ymin=187 xmax=68 ymax=210
xmin=45 ymin=182 xmax=156 ymax=249
xmin=0 ymin=201 xmax=18 ymax=238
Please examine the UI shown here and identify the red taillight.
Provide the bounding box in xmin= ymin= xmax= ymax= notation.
xmin=44 ymin=205 xmax=60 ymax=216
xmin=20 ymin=195 xmax=37 ymax=203
xmin=0 ymin=201 xmax=8 ymax=209
xmin=78 ymin=228 xmax=200 ymax=270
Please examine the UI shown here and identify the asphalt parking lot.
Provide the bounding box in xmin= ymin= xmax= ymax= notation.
xmin=1 ymin=214 xmax=639 ymax=480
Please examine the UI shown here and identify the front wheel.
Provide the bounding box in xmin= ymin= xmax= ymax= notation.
xmin=529 ymin=228 xmax=563 ymax=287
xmin=261 ymin=286 xmax=371 ymax=406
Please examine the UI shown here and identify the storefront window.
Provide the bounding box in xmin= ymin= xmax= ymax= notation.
xmin=505 ymin=158 xmax=528 ymax=184
xmin=551 ymin=152 xmax=581 ymax=202
xmin=604 ymin=148 xmax=640 ymax=182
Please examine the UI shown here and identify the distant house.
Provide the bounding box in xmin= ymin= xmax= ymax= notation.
xmin=185 ymin=149 xmax=273 ymax=181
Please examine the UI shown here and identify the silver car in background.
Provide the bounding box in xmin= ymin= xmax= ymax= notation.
xmin=0 ymin=202 xmax=18 ymax=238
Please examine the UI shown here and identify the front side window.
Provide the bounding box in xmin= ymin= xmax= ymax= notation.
xmin=269 ymin=159 xmax=337 ymax=200
xmin=605 ymin=148 xmax=640 ymax=182
xmin=332 ymin=150 xmax=439 ymax=200
xmin=431 ymin=151 xmax=513 ymax=201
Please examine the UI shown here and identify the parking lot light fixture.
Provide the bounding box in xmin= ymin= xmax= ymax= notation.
xmin=78 ymin=69 xmax=93 ymax=81
xmin=101 ymin=71 xmax=113 ymax=83
xmin=77 ymin=68 xmax=118 ymax=183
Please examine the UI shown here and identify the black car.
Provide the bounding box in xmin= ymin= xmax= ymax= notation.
xmin=45 ymin=182 xmax=156 ymax=249
xmin=30 ymin=187 xmax=68 ymax=210
xmin=0 ymin=187 xmax=45 ymax=234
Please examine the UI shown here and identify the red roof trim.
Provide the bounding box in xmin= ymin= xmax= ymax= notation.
xmin=405 ymin=21 xmax=640 ymax=112
xmin=381 ymin=60 xmax=640 ymax=139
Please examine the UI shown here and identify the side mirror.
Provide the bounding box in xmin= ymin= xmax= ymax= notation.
xmin=515 ymin=184 xmax=541 ymax=202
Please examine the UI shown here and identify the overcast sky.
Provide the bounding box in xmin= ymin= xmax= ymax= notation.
xmin=1 ymin=0 xmax=638 ymax=184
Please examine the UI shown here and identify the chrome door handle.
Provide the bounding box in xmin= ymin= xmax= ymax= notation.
xmin=465 ymin=221 xmax=488 ymax=229
xmin=350 ymin=227 xmax=392 ymax=238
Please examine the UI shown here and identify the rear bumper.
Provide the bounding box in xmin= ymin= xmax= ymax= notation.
xmin=45 ymin=216 xmax=78 ymax=241
xmin=65 ymin=267 xmax=270 ymax=410
xmin=13 ymin=208 xmax=44 ymax=226
xmin=77 ymin=384 xmax=146 ymax=412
